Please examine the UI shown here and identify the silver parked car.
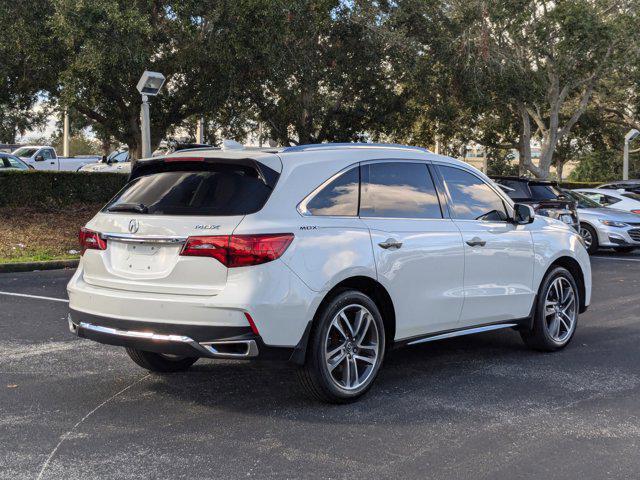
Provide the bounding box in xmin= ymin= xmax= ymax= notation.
xmin=563 ymin=190 xmax=640 ymax=254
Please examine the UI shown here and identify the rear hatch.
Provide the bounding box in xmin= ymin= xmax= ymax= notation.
xmin=81 ymin=155 xmax=280 ymax=296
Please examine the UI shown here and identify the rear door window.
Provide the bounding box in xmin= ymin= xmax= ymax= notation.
xmin=105 ymin=164 xmax=275 ymax=216
xmin=360 ymin=162 xmax=442 ymax=219
xmin=439 ymin=166 xmax=507 ymax=221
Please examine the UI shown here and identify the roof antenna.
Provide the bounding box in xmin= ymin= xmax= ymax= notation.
xmin=221 ymin=139 xmax=244 ymax=151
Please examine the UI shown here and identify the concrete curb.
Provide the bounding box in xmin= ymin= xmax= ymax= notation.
xmin=0 ymin=259 xmax=79 ymax=273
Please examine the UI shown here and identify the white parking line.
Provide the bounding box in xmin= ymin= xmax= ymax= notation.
xmin=0 ymin=291 xmax=69 ymax=303
xmin=592 ymin=256 xmax=640 ymax=263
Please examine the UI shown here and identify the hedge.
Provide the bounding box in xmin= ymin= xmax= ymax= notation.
xmin=0 ymin=170 xmax=128 ymax=208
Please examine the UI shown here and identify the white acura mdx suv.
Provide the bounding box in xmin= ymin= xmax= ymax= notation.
xmin=68 ymin=143 xmax=591 ymax=403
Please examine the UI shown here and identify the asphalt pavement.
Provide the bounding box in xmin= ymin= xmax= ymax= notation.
xmin=1 ymin=252 xmax=639 ymax=479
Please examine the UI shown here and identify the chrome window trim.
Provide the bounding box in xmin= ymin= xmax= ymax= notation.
xmin=297 ymin=158 xmax=437 ymax=219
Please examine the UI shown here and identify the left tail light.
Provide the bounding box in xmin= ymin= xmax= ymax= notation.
xmin=180 ymin=233 xmax=294 ymax=267
xmin=79 ymin=228 xmax=107 ymax=254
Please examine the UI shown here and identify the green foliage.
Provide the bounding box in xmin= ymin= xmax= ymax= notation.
xmin=0 ymin=171 xmax=127 ymax=208
xmin=0 ymin=0 xmax=63 ymax=142
xmin=569 ymin=150 xmax=640 ymax=182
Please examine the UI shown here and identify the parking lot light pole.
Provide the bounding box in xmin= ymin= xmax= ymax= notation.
xmin=62 ymin=109 xmax=70 ymax=157
xmin=136 ymin=71 xmax=166 ymax=159
xmin=623 ymin=129 xmax=639 ymax=181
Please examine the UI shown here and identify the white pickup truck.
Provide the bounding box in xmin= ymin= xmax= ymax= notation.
xmin=12 ymin=145 xmax=101 ymax=172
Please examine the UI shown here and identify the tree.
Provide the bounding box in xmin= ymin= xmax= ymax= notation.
xmin=242 ymin=0 xmax=405 ymax=146
xmin=0 ymin=0 xmax=63 ymax=143
xmin=51 ymin=0 xmax=260 ymax=159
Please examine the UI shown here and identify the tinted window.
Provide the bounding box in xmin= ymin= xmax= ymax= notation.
xmin=440 ymin=166 xmax=507 ymax=221
xmin=622 ymin=193 xmax=640 ymax=201
xmin=360 ymin=162 xmax=441 ymax=219
xmin=496 ymin=180 xmax=530 ymax=200
xmin=105 ymin=165 xmax=274 ymax=216
xmin=529 ymin=184 xmax=562 ymax=201
xmin=42 ymin=149 xmax=54 ymax=160
xmin=12 ymin=147 xmax=38 ymax=157
xmin=305 ymin=167 xmax=359 ymax=216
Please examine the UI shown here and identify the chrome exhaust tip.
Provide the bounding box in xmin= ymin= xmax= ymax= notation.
xmin=200 ymin=340 xmax=259 ymax=358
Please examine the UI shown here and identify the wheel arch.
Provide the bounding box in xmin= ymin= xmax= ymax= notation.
xmin=290 ymin=275 xmax=396 ymax=365
xmin=546 ymin=256 xmax=587 ymax=313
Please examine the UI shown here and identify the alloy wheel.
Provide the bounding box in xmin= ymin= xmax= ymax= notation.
xmin=324 ymin=304 xmax=380 ymax=390
xmin=543 ymin=277 xmax=577 ymax=343
xmin=579 ymin=227 xmax=593 ymax=248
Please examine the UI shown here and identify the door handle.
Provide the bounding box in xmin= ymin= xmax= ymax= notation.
xmin=378 ymin=238 xmax=403 ymax=250
xmin=466 ymin=237 xmax=486 ymax=247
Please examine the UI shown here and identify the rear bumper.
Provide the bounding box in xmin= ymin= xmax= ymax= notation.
xmin=68 ymin=309 xmax=294 ymax=361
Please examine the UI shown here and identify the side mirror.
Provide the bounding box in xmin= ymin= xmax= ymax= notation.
xmin=35 ymin=154 xmax=44 ymax=162
xmin=513 ymin=203 xmax=535 ymax=225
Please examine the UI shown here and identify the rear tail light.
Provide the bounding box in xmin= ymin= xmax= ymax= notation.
xmin=631 ymin=210 xmax=640 ymax=214
xmin=78 ymin=228 xmax=107 ymax=254
xmin=180 ymin=234 xmax=294 ymax=267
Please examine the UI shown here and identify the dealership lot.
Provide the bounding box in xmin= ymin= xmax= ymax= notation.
xmin=1 ymin=253 xmax=639 ymax=480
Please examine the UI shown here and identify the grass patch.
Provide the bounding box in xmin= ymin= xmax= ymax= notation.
xmin=0 ymin=203 xmax=103 ymax=264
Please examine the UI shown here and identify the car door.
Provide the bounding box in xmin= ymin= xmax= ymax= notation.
xmin=359 ymin=161 xmax=465 ymax=340
xmin=434 ymin=164 xmax=535 ymax=328
xmin=38 ymin=148 xmax=58 ymax=171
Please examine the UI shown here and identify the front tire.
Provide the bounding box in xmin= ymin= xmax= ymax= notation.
xmin=521 ymin=266 xmax=579 ymax=351
xmin=579 ymin=223 xmax=598 ymax=254
xmin=125 ymin=348 xmax=198 ymax=372
xmin=297 ymin=290 xmax=386 ymax=403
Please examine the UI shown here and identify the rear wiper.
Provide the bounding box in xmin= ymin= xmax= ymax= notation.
xmin=107 ymin=202 xmax=148 ymax=213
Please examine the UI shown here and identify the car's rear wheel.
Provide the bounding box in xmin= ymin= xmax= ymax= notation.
xmin=579 ymin=223 xmax=598 ymax=254
xmin=125 ymin=348 xmax=198 ymax=372
xmin=297 ymin=290 xmax=385 ymax=403
xmin=521 ymin=266 xmax=579 ymax=351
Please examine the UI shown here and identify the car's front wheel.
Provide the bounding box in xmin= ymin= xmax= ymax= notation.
xmin=297 ymin=290 xmax=386 ymax=403
xmin=579 ymin=223 xmax=599 ymax=254
xmin=125 ymin=348 xmax=198 ymax=372
xmin=521 ymin=266 xmax=579 ymax=351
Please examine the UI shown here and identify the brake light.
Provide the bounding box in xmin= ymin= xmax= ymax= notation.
xmin=78 ymin=228 xmax=107 ymax=254
xmin=631 ymin=210 xmax=640 ymax=214
xmin=180 ymin=234 xmax=294 ymax=267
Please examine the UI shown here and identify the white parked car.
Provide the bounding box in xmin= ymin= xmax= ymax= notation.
xmin=80 ymin=149 xmax=131 ymax=173
xmin=576 ymin=188 xmax=640 ymax=215
xmin=67 ymin=144 xmax=592 ymax=403
xmin=12 ymin=145 xmax=99 ymax=171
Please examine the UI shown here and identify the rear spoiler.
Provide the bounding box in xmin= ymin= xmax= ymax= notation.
xmin=128 ymin=156 xmax=279 ymax=189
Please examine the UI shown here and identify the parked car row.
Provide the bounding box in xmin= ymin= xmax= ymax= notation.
xmin=492 ymin=176 xmax=640 ymax=254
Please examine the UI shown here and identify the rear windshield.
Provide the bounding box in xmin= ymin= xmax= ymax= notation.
xmin=104 ymin=165 xmax=274 ymax=216
xmin=529 ymin=184 xmax=563 ymax=201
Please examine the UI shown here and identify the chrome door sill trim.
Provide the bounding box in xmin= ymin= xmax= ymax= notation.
xmin=406 ymin=323 xmax=518 ymax=346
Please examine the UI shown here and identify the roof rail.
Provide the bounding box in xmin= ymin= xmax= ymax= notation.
xmin=281 ymin=142 xmax=432 ymax=154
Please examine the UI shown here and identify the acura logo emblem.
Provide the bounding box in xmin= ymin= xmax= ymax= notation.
xmin=128 ymin=219 xmax=139 ymax=234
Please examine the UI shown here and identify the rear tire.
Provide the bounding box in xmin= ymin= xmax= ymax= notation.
xmin=297 ymin=290 xmax=386 ymax=404
xmin=125 ymin=348 xmax=198 ymax=372
xmin=579 ymin=223 xmax=598 ymax=254
xmin=521 ymin=266 xmax=579 ymax=352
